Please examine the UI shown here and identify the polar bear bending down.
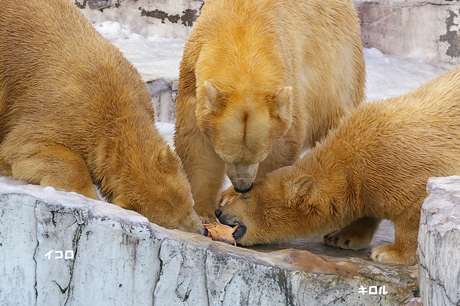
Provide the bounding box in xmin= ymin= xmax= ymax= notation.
xmin=0 ymin=0 xmax=205 ymax=235
xmin=174 ymin=0 xmax=366 ymax=222
xmin=217 ymin=66 xmax=460 ymax=265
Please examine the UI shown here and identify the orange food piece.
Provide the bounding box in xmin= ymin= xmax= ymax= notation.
xmin=203 ymin=222 xmax=239 ymax=246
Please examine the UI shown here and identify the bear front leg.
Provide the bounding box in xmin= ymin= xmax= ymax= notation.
xmin=175 ymin=131 xmax=226 ymax=223
xmin=7 ymin=144 xmax=98 ymax=200
xmin=370 ymin=214 xmax=419 ymax=265
xmin=323 ymin=217 xmax=382 ymax=250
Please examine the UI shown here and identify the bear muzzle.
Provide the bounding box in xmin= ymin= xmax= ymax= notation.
xmin=226 ymin=163 xmax=258 ymax=193
xmin=215 ymin=208 xmax=247 ymax=241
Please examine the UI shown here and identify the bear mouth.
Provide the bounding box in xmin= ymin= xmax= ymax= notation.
xmin=232 ymin=223 xmax=247 ymax=240
xmin=215 ymin=208 xmax=247 ymax=241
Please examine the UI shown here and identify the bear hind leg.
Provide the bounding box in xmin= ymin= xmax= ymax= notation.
xmin=323 ymin=217 xmax=382 ymax=250
xmin=8 ymin=144 xmax=99 ymax=200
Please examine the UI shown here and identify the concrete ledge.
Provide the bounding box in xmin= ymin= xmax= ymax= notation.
xmin=0 ymin=177 xmax=418 ymax=305
xmin=418 ymin=176 xmax=460 ymax=306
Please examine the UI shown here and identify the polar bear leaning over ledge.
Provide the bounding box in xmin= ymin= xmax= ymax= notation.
xmin=218 ymin=65 xmax=460 ymax=265
xmin=0 ymin=0 xmax=205 ymax=235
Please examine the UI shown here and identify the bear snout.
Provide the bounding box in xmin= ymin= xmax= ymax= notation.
xmin=226 ymin=163 xmax=258 ymax=193
xmin=215 ymin=208 xmax=223 ymax=218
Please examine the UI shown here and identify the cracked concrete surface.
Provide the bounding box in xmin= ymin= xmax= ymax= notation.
xmin=354 ymin=0 xmax=460 ymax=68
xmin=76 ymin=0 xmax=204 ymax=38
xmin=0 ymin=178 xmax=419 ymax=305
xmin=418 ymin=176 xmax=460 ymax=306
xmin=77 ymin=0 xmax=460 ymax=67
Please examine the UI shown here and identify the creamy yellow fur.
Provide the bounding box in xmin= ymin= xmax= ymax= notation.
xmin=218 ymin=66 xmax=460 ymax=265
xmin=0 ymin=0 xmax=204 ymax=234
xmin=174 ymin=0 xmax=366 ymax=222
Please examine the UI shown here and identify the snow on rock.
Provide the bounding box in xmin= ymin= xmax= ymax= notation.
xmin=93 ymin=21 xmax=448 ymax=125
xmin=93 ymin=21 xmax=448 ymax=102
xmin=418 ymin=176 xmax=460 ymax=306
xmin=364 ymin=48 xmax=447 ymax=102
xmin=0 ymin=178 xmax=418 ymax=305
xmin=94 ymin=21 xmax=186 ymax=83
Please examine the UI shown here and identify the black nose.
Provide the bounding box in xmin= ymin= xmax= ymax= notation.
xmin=215 ymin=209 xmax=222 ymax=218
xmin=234 ymin=183 xmax=253 ymax=194
xmin=203 ymin=228 xmax=209 ymax=237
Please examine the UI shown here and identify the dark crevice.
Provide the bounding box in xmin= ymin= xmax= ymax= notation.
xmin=63 ymin=223 xmax=85 ymax=305
xmin=33 ymin=201 xmax=39 ymax=304
xmin=139 ymin=8 xmax=199 ymax=27
xmin=203 ymin=250 xmax=210 ymax=305
xmin=73 ymin=0 xmax=88 ymax=9
xmin=51 ymin=211 xmax=57 ymax=227
xmin=151 ymin=238 xmax=165 ymax=306
xmin=418 ymin=250 xmax=457 ymax=305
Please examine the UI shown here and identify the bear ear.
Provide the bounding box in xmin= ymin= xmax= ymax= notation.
xmin=156 ymin=145 xmax=180 ymax=171
xmin=288 ymin=175 xmax=314 ymax=198
xmin=275 ymin=86 xmax=293 ymax=118
xmin=204 ymin=81 xmax=221 ymax=110
xmin=278 ymin=86 xmax=292 ymax=104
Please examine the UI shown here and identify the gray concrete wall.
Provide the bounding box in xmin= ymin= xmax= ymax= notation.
xmin=354 ymin=0 xmax=460 ymax=69
xmin=78 ymin=0 xmax=460 ymax=68
xmin=418 ymin=176 xmax=460 ymax=306
xmin=75 ymin=0 xmax=204 ymax=38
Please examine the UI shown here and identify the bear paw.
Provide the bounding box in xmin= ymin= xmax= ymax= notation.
xmin=195 ymin=209 xmax=218 ymax=224
xmin=323 ymin=228 xmax=373 ymax=250
xmin=370 ymin=244 xmax=417 ymax=265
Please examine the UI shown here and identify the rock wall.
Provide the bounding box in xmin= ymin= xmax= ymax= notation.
xmin=147 ymin=79 xmax=178 ymax=123
xmin=418 ymin=176 xmax=460 ymax=306
xmin=78 ymin=0 xmax=460 ymax=68
xmin=79 ymin=0 xmax=459 ymax=124
xmin=75 ymin=0 xmax=204 ymax=38
xmin=0 ymin=178 xmax=418 ymax=305
xmin=353 ymin=0 xmax=460 ymax=69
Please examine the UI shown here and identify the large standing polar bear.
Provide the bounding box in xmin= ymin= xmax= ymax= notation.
xmin=175 ymin=0 xmax=366 ymax=222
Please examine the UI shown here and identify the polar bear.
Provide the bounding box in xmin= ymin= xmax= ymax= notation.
xmin=0 ymin=0 xmax=204 ymax=235
xmin=217 ymin=66 xmax=460 ymax=265
xmin=174 ymin=0 xmax=365 ymax=222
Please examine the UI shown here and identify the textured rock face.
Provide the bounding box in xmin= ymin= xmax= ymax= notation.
xmin=354 ymin=0 xmax=460 ymax=69
xmin=418 ymin=176 xmax=460 ymax=306
xmin=147 ymin=79 xmax=178 ymax=123
xmin=78 ymin=0 xmax=460 ymax=68
xmin=0 ymin=178 xmax=418 ymax=305
xmin=75 ymin=0 xmax=204 ymax=39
